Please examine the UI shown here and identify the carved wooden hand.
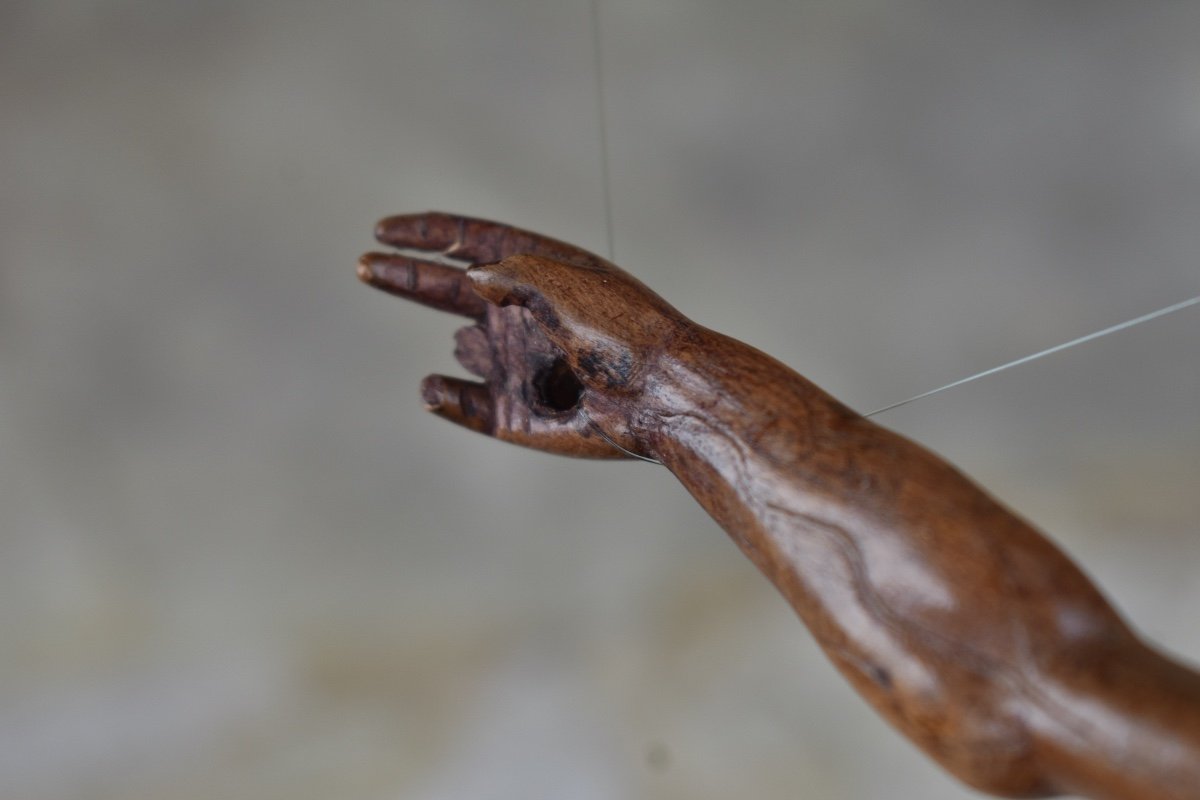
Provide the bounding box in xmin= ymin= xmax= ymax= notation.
xmin=359 ymin=212 xmax=1200 ymax=800
xmin=358 ymin=212 xmax=673 ymax=458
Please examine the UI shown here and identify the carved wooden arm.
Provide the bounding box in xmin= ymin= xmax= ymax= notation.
xmin=358 ymin=212 xmax=1200 ymax=800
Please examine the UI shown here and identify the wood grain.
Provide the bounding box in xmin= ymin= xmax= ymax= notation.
xmin=361 ymin=211 xmax=1200 ymax=799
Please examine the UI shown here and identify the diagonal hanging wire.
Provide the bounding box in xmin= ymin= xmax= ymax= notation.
xmin=585 ymin=3 xmax=1195 ymax=427
xmin=865 ymin=294 xmax=1200 ymax=417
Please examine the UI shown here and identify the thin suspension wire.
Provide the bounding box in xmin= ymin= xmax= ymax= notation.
xmin=580 ymin=408 xmax=663 ymax=465
xmin=865 ymin=294 xmax=1200 ymax=418
xmin=590 ymin=0 xmax=616 ymax=261
xmin=586 ymin=3 xmax=1196 ymax=427
xmin=587 ymin=0 xmax=659 ymax=465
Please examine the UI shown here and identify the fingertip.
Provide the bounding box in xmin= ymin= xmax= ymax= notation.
xmin=356 ymin=252 xmax=385 ymax=286
xmin=374 ymin=214 xmax=417 ymax=245
xmin=465 ymin=263 xmax=511 ymax=304
xmin=419 ymin=374 xmax=494 ymax=434
xmin=375 ymin=211 xmax=458 ymax=250
xmin=464 ymin=262 xmax=490 ymax=281
xmin=373 ymin=216 xmax=399 ymax=243
xmin=419 ymin=374 xmax=444 ymax=411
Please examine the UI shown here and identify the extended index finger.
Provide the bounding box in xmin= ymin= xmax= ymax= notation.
xmin=375 ymin=211 xmax=611 ymax=271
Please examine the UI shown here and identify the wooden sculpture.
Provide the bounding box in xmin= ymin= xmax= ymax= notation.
xmin=358 ymin=212 xmax=1200 ymax=800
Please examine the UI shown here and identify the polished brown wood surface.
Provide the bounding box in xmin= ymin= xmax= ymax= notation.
xmin=359 ymin=212 xmax=1200 ymax=799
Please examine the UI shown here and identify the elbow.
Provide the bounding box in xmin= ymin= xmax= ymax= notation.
xmin=836 ymin=651 xmax=1060 ymax=796
xmin=897 ymin=689 xmax=1058 ymax=797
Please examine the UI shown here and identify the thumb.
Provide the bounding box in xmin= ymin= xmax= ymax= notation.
xmin=467 ymin=255 xmax=580 ymax=352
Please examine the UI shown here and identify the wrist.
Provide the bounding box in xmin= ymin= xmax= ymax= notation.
xmin=634 ymin=324 xmax=852 ymax=465
xmin=626 ymin=324 xmax=742 ymax=456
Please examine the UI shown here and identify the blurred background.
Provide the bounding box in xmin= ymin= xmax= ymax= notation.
xmin=3 ymin=2 xmax=1199 ymax=798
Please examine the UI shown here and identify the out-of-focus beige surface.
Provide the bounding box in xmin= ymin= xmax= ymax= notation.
xmin=2 ymin=2 xmax=1199 ymax=799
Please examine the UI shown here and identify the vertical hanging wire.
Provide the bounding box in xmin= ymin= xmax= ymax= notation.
xmin=590 ymin=0 xmax=616 ymax=261
xmin=586 ymin=2 xmax=1199 ymax=429
xmin=584 ymin=0 xmax=665 ymax=463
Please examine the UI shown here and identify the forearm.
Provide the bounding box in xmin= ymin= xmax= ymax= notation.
xmin=639 ymin=325 xmax=1200 ymax=799
xmin=373 ymin=212 xmax=1200 ymax=798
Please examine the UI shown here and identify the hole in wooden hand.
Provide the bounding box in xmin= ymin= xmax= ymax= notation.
xmin=533 ymin=357 xmax=583 ymax=412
